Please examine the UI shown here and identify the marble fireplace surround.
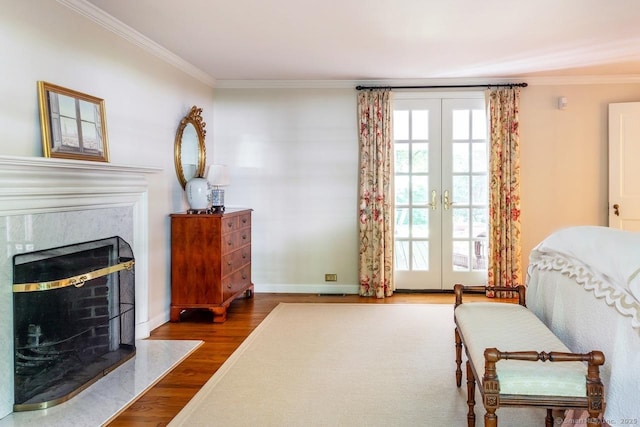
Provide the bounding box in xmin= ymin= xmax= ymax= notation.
xmin=0 ymin=155 xmax=160 ymax=419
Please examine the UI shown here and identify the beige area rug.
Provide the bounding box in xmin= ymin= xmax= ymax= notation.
xmin=169 ymin=303 xmax=547 ymax=427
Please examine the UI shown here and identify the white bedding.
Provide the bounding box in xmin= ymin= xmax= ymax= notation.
xmin=530 ymin=225 xmax=640 ymax=329
xmin=527 ymin=226 xmax=640 ymax=421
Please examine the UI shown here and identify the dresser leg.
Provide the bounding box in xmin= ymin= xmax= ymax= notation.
xmin=210 ymin=307 xmax=227 ymax=323
xmin=170 ymin=306 xmax=182 ymax=322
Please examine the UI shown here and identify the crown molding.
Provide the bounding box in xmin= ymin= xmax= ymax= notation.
xmin=215 ymin=74 xmax=640 ymax=89
xmin=56 ymin=0 xmax=216 ymax=88
xmin=521 ymin=74 xmax=640 ymax=86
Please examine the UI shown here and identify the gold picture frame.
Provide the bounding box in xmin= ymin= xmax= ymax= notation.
xmin=37 ymin=81 xmax=110 ymax=162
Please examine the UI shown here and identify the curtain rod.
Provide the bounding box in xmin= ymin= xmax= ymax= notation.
xmin=355 ymin=82 xmax=528 ymax=90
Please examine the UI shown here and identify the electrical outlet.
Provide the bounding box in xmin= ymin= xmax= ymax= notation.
xmin=324 ymin=273 xmax=337 ymax=282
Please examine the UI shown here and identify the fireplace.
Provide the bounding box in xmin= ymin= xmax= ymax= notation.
xmin=12 ymin=236 xmax=135 ymax=411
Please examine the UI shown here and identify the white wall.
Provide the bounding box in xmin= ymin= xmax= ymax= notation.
xmin=213 ymin=88 xmax=360 ymax=293
xmin=519 ymin=83 xmax=640 ymax=272
xmin=0 ymin=0 xmax=214 ymax=337
xmin=215 ymin=83 xmax=640 ymax=291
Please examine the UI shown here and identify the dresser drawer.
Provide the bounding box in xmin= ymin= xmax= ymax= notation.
xmin=221 ymin=212 xmax=252 ymax=235
xmin=221 ymin=216 xmax=238 ymax=235
xmin=222 ymin=264 xmax=251 ymax=300
xmin=238 ymin=212 xmax=251 ymax=229
xmin=221 ymin=247 xmax=251 ymax=277
xmin=221 ymin=229 xmax=251 ymax=254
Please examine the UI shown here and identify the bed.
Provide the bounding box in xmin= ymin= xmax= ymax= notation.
xmin=526 ymin=226 xmax=640 ymax=422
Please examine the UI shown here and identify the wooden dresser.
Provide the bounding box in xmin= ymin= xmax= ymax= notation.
xmin=170 ymin=208 xmax=253 ymax=323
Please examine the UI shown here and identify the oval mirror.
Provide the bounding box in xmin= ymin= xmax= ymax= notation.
xmin=174 ymin=106 xmax=206 ymax=189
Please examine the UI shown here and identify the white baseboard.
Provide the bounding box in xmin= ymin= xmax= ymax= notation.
xmin=254 ymin=283 xmax=359 ymax=294
xmin=147 ymin=311 xmax=170 ymax=335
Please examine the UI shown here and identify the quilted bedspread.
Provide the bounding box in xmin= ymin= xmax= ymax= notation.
xmin=527 ymin=226 xmax=640 ymax=421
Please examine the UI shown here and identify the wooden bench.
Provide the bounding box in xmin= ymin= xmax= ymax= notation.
xmin=453 ymin=284 xmax=606 ymax=427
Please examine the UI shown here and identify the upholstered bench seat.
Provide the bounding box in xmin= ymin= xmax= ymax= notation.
xmin=456 ymin=302 xmax=586 ymax=397
xmin=453 ymin=285 xmax=606 ymax=427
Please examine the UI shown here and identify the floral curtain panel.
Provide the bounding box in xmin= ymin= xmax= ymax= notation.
xmin=357 ymin=90 xmax=394 ymax=298
xmin=486 ymin=88 xmax=522 ymax=298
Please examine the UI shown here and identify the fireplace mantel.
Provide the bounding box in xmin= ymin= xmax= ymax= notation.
xmin=0 ymin=155 xmax=160 ymax=215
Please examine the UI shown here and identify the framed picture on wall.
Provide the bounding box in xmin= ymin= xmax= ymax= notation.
xmin=37 ymin=81 xmax=110 ymax=162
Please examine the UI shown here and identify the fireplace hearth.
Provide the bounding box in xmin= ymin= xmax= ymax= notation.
xmin=12 ymin=236 xmax=135 ymax=411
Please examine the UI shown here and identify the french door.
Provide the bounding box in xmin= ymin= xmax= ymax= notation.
xmin=393 ymin=94 xmax=488 ymax=290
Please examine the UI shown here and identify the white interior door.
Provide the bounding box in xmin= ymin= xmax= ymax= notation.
xmin=393 ymin=94 xmax=488 ymax=290
xmin=609 ymin=102 xmax=640 ymax=231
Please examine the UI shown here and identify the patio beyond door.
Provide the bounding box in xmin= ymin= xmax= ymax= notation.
xmin=393 ymin=95 xmax=488 ymax=290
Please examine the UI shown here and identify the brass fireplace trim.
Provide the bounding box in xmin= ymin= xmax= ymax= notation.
xmin=13 ymin=259 xmax=134 ymax=293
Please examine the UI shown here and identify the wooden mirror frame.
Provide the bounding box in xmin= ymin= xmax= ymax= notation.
xmin=174 ymin=106 xmax=206 ymax=189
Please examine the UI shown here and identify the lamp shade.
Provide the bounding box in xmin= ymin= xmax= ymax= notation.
xmin=206 ymin=164 xmax=230 ymax=186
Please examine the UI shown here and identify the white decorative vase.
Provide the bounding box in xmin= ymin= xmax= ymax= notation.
xmin=185 ymin=177 xmax=209 ymax=210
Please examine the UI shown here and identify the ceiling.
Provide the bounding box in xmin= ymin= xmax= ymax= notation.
xmin=85 ymin=0 xmax=640 ymax=83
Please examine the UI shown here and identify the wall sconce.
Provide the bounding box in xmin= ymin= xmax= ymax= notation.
xmin=207 ymin=164 xmax=230 ymax=213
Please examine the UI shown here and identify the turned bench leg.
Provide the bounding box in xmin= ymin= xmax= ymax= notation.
xmin=484 ymin=408 xmax=498 ymax=427
xmin=587 ymin=414 xmax=603 ymax=427
xmin=466 ymin=360 xmax=476 ymax=426
xmin=455 ymin=328 xmax=463 ymax=387
xmin=545 ymin=409 xmax=554 ymax=427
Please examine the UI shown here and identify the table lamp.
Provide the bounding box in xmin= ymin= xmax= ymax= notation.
xmin=207 ymin=164 xmax=230 ymax=213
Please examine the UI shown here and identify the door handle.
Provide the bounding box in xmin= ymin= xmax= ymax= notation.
xmin=443 ymin=190 xmax=454 ymax=210
xmin=613 ymin=203 xmax=620 ymax=216
xmin=429 ymin=190 xmax=438 ymax=210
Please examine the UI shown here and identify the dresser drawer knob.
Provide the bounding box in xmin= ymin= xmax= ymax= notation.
xmin=227 ymin=222 xmax=233 ymax=228
xmin=227 ymin=261 xmax=232 ymax=266
xmin=242 ymin=274 xmax=247 ymax=280
xmin=227 ymin=240 xmax=232 ymax=246
xmin=227 ymin=283 xmax=232 ymax=289
xmin=242 ymin=235 xmax=247 ymax=240
xmin=242 ymin=218 xmax=247 ymax=224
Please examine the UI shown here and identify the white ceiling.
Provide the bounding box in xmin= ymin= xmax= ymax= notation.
xmin=85 ymin=0 xmax=640 ymax=83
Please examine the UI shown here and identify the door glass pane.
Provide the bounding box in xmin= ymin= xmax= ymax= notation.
xmin=452 ymin=208 xmax=470 ymax=238
xmin=452 ymin=240 xmax=470 ymax=271
xmin=472 ymin=109 xmax=487 ymax=140
xmin=452 ymin=143 xmax=469 ymax=172
xmin=395 ymin=143 xmax=409 ymax=173
xmin=412 ymin=208 xmax=429 ymax=237
xmin=395 ymin=176 xmax=409 ymax=204
xmin=394 ymin=110 xmax=409 ymax=140
xmin=472 ymin=239 xmax=487 ymax=270
xmin=472 ymin=175 xmax=487 ymax=205
xmin=395 ymin=240 xmax=410 ymax=270
xmin=472 ymin=208 xmax=488 ymax=238
xmin=411 ymin=176 xmax=429 ymax=205
xmin=395 ymin=208 xmax=409 ymax=237
xmin=412 ymin=143 xmax=428 ymax=173
xmin=412 ymin=241 xmax=429 ymax=270
xmin=471 ymin=142 xmax=487 ymax=173
xmin=452 ymin=110 xmax=469 ymax=140
xmin=411 ymin=110 xmax=429 ymax=140
xmin=453 ymin=176 xmax=470 ymax=204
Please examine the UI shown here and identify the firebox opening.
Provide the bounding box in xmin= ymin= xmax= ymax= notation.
xmin=12 ymin=236 xmax=135 ymax=411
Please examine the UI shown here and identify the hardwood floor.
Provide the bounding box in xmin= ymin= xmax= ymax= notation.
xmin=108 ymin=292 xmax=497 ymax=426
